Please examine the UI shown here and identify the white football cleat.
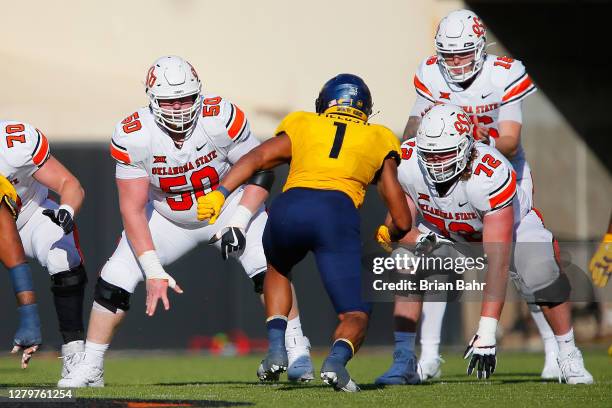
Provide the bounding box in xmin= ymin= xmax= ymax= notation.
xmin=541 ymin=351 xmax=561 ymax=380
xmin=57 ymin=357 xmax=104 ymax=388
xmin=60 ymin=340 xmax=85 ymax=379
xmin=286 ymin=336 xmax=314 ymax=382
xmin=418 ymin=355 xmax=444 ymax=381
xmin=558 ymin=349 xmax=594 ymax=385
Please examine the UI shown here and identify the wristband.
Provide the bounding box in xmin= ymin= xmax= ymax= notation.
xmin=229 ymin=205 xmax=253 ymax=230
xmin=604 ymin=233 xmax=612 ymax=243
xmin=138 ymin=250 xmax=177 ymax=289
xmin=217 ymin=186 xmax=231 ymax=198
xmin=476 ymin=316 xmax=498 ymax=344
xmin=59 ymin=204 xmax=75 ymax=218
xmin=138 ymin=251 xmax=165 ymax=279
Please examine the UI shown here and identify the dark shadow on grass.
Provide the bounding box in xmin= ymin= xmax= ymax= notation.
xmin=152 ymin=381 xmax=261 ymax=386
xmin=76 ymin=398 xmax=254 ymax=407
xmin=0 ymin=383 xmax=57 ymax=388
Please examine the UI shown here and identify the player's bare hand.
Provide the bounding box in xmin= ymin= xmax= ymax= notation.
xmin=11 ymin=344 xmax=39 ymax=369
xmin=145 ymin=278 xmax=183 ymax=317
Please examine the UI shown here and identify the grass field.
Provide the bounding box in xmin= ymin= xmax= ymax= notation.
xmin=0 ymin=349 xmax=610 ymax=407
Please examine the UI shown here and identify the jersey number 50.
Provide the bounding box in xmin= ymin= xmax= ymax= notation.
xmin=159 ymin=167 xmax=219 ymax=211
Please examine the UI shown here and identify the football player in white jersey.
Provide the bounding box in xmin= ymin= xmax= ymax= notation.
xmin=58 ymin=56 xmax=313 ymax=388
xmin=399 ymin=9 xmax=557 ymax=380
xmin=1 ymin=174 xmax=42 ymax=368
xmin=0 ymin=121 xmax=87 ymax=374
xmin=375 ymin=104 xmax=592 ymax=385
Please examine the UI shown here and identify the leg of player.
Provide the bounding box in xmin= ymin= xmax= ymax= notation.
xmin=21 ymin=202 xmax=88 ymax=377
xmin=0 ymin=205 xmax=42 ymax=369
xmin=375 ymin=298 xmax=422 ymax=385
xmin=538 ymin=301 xmax=593 ymax=384
xmin=418 ymin=301 xmax=446 ymax=381
xmin=283 ymin=285 xmax=314 ymax=382
xmin=513 ymin=212 xmax=593 ymax=384
xmin=529 ymin=305 xmax=560 ymax=379
xmin=258 ymin=263 xmax=292 ymax=382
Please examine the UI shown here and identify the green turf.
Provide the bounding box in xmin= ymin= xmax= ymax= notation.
xmin=0 ymin=350 xmax=610 ymax=407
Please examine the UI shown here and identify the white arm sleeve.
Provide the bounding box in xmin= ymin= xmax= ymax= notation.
xmin=409 ymin=94 xmax=435 ymax=118
xmin=498 ymin=100 xmax=523 ymax=124
xmin=115 ymin=162 xmax=148 ymax=179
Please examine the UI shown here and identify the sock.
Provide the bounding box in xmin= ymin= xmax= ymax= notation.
xmin=555 ymin=328 xmax=576 ymax=359
xmin=419 ymin=302 xmax=446 ymax=359
xmin=84 ymin=341 xmax=109 ymax=367
xmin=329 ymin=339 xmax=354 ymax=366
xmin=530 ymin=309 xmax=558 ymax=355
xmin=286 ymin=316 xmax=304 ymax=339
xmin=266 ymin=316 xmax=287 ymax=352
xmin=394 ymin=331 xmax=416 ymax=357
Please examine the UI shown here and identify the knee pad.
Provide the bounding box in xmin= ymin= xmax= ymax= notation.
xmin=50 ymin=264 xmax=88 ymax=296
xmin=94 ymin=277 xmax=131 ymax=313
xmin=251 ymin=272 xmax=265 ymax=294
xmin=534 ymin=273 xmax=571 ymax=306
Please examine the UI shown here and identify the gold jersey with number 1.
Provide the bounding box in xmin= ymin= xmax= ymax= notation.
xmin=275 ymin=111 xmax=401 ymax=208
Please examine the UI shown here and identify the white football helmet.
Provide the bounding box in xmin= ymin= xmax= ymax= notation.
xmin=416 ymin=104 xmax=474 ymax=183
xmin=145 ymin=55 xmax=202 ymax=135
xmin=435 ymin=10 xmax=487 ymax=83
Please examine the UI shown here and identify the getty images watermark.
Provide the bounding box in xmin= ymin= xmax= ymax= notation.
xmin=361 ymin=241 xmax=612 ymax=303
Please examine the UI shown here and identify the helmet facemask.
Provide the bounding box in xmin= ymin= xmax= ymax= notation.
xmin=417 ymin=137 xmax=473 ymax=183
xmin=437 ymin=40 xmax=486 ymax=84
xmin=149 ymin=92 xmax=202 ymax=136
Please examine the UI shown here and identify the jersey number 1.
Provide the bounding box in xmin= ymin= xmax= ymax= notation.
xmin=329 ymin=122 xmax=346 ymax=159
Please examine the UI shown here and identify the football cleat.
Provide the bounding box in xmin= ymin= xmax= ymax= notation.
xmin=57 ymin=358 xmax=104 ymax=388
xmin=257 ymin=347 xmax=288 ymax=382
xmin=541 ymin=351 xmax=561 ymax=380
xmin=375 ymin=349 xmax=421 ymax=385
xmin=320 ymin=357 xmax=360 ymax=392
xmin=60 ymin=340 xmax=85 ymax=379
xmin=558 ymin=349 xmax=594 ymax=385
xmin=418 ymin=355 xmax=444 ymax=381
xmin=286 ymin=336 xmax=314 ymax=382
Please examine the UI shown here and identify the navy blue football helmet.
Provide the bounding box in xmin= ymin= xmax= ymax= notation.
xmin=315 ymin=74 xmax=373 ymax=121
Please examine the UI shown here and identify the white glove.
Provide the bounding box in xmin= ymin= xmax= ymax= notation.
xmin=463 ymin=316 xmax=498 ymax=379
xmin=415 ymin=231 xmax=454 ymax=256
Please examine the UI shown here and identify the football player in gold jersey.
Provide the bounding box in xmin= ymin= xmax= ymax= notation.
xmin=1 ymin=174 xmax=42 ymax=368
xmin=197 ymin=74 xmax=412 ymax=391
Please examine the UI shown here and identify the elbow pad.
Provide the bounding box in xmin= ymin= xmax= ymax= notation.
xmin=247 ymin=170 xmax=275 ymax=191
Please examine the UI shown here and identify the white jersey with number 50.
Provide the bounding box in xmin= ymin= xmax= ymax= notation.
xmin=111 ymin=95 xmax=258 ymax=227
xmin=398 ymin=139 xmax=530 ymax=243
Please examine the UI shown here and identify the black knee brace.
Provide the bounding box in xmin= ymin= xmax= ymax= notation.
xmin=94 ymin=277 xmax=131 ymax=313
xmin=252 ymin=272 xmax=265 ymax=294
xmin=51 ymin=265 xmax=88 ymax=343
xmin=535 ymin=273 xmax=571 ymax=307
xmin=51 ymin=264 xmax=88 ymax=296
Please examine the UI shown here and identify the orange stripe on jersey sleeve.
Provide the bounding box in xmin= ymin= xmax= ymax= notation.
xmin=110 ymin=143 xmax=131 ymax=164
xmin=489 ymin=170 xmax=516 ymax=209
xmin=32 ymin=131 xmax=50 ymax=166
xmin=502 ymin=76 xmax=533 ymax=102
xmin=413 ymin=75 xmax=433 ymax=98
xmin=227 ymin=104 xmax=246 ymax=139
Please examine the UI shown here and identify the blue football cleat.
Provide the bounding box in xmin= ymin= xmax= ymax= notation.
xmin=320 ymin=356 xmax=360 ymax=392
xmin=257 ymin=347 xmax=288 ymax=382
xmin=375 ymin=349 xmax=421 ymax=385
